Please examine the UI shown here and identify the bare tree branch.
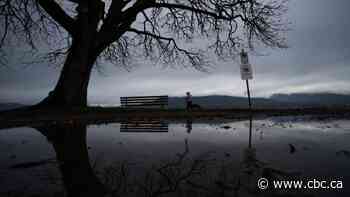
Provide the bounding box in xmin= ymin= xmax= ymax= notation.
xmin=127 ymin=27 xmax=208 ymax=71
xmin=153 ymin=2 xmax=244 ymax=21
xmin=37 ymin=0 xmax=75 ymax=35
xmin=95 ymin=0 xmax=287 ymax=70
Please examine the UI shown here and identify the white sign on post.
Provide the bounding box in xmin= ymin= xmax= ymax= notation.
xmin=240 ymin=63 xmax=253 ymax=80
xmin=239 ymin=49 xmax=253 ymax=109
xmin=239 ymin=50 xmax=253 ymax=80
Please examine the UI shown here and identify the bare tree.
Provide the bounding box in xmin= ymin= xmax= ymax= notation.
xmin=0 ymin=0 xmax=288 ymax=108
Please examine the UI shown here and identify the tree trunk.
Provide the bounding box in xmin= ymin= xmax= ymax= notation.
xmin=36 ymin=4 xmax=103 ymax=109
xmin=36 ymin=41 xmax=97 ymax=109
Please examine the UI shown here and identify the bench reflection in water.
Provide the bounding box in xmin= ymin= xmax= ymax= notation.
xmin=120 ymin=120 xmax=168 ymax=132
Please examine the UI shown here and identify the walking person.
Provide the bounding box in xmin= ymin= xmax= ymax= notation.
xmin=186 ymin=92 xmax=192 ymax=111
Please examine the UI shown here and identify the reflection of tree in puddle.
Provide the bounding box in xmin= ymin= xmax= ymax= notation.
xmin=35 ymin=124 xmax=106 ymax=197
xmin=22 ymin=119 xmax=308 ymax=197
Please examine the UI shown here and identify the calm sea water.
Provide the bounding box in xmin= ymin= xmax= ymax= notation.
xmin=1 ymin=116 xmax=350 ymax=196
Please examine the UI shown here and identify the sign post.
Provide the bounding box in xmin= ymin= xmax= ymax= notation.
xmin=246 ymin=80 xmax=251 ymax=109
xmin=239 ymin=49 xmax=253 ymax=110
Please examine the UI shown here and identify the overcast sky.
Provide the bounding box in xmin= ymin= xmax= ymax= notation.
xmin=1 ymin=0 xmax=350 ymax=105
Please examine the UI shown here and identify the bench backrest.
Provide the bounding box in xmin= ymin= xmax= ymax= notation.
xmin=120 ymin=95 xmax=168 ymax=108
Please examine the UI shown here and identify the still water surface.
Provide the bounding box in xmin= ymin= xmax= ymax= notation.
xmin=1 ymin=116 xmax=350 ymax=196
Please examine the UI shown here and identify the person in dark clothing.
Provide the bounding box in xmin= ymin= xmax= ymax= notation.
xmin=186 ymin=92 xmax=192 ymax=111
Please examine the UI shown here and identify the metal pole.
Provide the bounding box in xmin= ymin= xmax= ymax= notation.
xmin=246 ymin=79 xmax=251 ymax=110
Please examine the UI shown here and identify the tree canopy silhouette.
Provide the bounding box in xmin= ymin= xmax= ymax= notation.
xmin=0 ymin=0 xmax=288 ymax=108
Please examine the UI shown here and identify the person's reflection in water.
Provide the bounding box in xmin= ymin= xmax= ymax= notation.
xmin=186 ymin=118 xmax=193 ymax=133
xmin=34 ymin=123 xmax=106 ymax=197
xmin=259 ymin=129 xmax=263 ymax=140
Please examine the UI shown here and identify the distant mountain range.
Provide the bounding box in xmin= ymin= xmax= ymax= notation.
xmin=169 ymin=93 xmax=350 ymax=109
xmin=169 ymin=95 xmax=285 ymax=109
xmin=270 ymin=93 xmax=350 ymax=106
xmin=0 ymin=103 xmax=25 ymax=112
xmin=1 ymin=93 xmax=350 ymax=110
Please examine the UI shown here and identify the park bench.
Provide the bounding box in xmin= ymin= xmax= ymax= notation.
xmin=120 ymin=95 xmax=168 ymax=108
